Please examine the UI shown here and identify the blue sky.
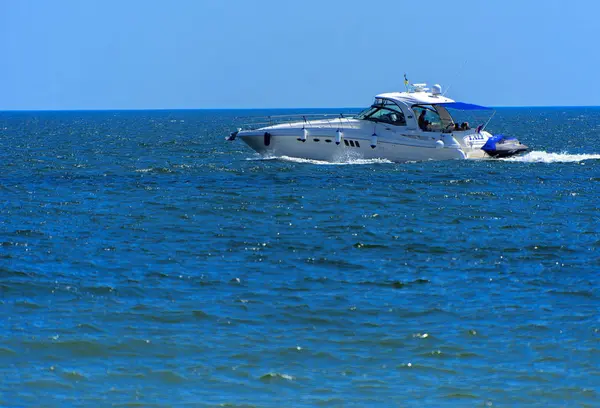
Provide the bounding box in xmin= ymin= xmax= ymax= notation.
xmin=1 ymin=0 xmax=599 ymax=110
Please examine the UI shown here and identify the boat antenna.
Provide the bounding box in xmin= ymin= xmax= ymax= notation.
xmin=442 ymin=60 xmax=468 ymax=96
xmin=404 ymin=73 xmax=409 ymax=92
xmin=481 ymin=110 xmax=497 ymax=132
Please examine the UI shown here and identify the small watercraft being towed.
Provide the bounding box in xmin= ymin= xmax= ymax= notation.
xmin=227 ymin=80 xmax=528 ymax=162
xmin=481 ymin=134 xmax=529 ymax=158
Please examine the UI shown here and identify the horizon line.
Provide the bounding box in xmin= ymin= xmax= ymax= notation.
xmin=1 ymin=104 xmax=600 ymax=113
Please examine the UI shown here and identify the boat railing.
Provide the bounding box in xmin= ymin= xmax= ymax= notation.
xmin=238 ymin=112 xmax=360 ymax=130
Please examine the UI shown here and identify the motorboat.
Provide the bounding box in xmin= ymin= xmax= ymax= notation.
xmin=226 ymin=82 xmax=528 ymax=162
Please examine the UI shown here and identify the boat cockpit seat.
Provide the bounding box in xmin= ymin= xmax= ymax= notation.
xmin=379 ymin=113 xmax=395 ymax=125
xmin=387 ymin=113 xmax=406 ymax=126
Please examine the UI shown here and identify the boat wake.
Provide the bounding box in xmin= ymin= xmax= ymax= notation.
xmin=500 ymin=151 xmax=600 ymax=163
xmin=245 ymin=151 xmax=600 ymax=165
xmin=246 ymin=155 xmax=394 ymax=166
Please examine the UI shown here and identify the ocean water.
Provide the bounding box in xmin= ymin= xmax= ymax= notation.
xmin=0 ymin=107 xmax=599 ymax=407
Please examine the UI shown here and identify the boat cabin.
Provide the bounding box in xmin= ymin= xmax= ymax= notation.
xmin=357 ymin=85 xmax=491 ymax=133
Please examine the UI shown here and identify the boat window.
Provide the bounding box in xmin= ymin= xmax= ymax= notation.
xmin=356 ymin=99 xmax=406 ymax=126
xmin=355 ymin=106 xmax=379 ymax=119
xmin=413 ymin=105 xmax=442 ymax=129
xmin=432 ymin=105 xmax=456 ymax=131
xmin=367 ymin=108 xmax=407 ymax=125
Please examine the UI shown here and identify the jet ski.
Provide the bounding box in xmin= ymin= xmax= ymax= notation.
xmin=481 ymin=134 xmax=528 ymax=158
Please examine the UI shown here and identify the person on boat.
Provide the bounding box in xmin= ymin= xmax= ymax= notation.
xmin=418 ymin=110 xmax=430 ymax=131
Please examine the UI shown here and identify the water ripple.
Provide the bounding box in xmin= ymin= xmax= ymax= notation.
xmin=1 ymin=108 xmax=599 ymax=407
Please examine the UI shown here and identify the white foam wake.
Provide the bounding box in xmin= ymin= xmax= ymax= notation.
xmin=245 ymin=151 xmax=600 ymax=165
xmin=246 ymin=155 xmax=393 ymax=166
xmin=501 ymin=151 xmax=600 ymax=163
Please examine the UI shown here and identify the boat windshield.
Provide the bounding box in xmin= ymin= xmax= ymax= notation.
xmin=413 ymin=105 xmax=442 ymax=125
xmin=412 ymin=104 xmax=455 ymax=131
xmin=356 ymin=98 xmax=406 ymax=126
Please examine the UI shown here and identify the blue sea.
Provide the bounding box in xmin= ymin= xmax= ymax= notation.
xmin=1 ymin=107 xmax=599 ymax=407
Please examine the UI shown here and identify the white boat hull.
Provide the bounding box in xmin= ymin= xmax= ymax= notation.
xmin=241 ymin=134 xmax=468 ymax=162
xmin=237 ymin=123 xmax=489 ymax=162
